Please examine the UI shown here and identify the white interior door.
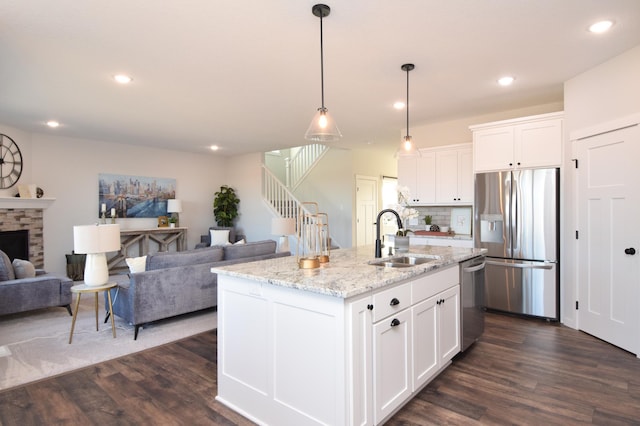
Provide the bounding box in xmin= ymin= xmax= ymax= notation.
xmin=356 ymin=176 xmax=378 ymax=247
xmin=577 ymin=124 xmax=640 ymax=355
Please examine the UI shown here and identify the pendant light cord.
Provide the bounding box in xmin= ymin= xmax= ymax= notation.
xmin=319 ymin=11 xmax=325 ymax=110
xmin=406 ymin=67 xmax=410 ymax=137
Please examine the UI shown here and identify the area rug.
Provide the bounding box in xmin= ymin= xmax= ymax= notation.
xmin=0 ymin=294 xmax=217 ymax=391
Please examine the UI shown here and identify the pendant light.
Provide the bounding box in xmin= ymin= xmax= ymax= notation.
xmin=401 ymin=63 xmax=415 ymax=152
xmin=305 ymin=4 xmax=342 ymax=142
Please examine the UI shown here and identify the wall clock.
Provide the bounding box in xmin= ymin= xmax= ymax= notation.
xmin=0 ymin=134 xmax=23 ymax=189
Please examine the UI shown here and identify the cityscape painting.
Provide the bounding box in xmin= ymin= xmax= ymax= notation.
xmin=98 ymin=173 xmax=176 ymax=218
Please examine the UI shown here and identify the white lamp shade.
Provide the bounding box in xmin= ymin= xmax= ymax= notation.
xmin=167 ymin=199 xmax=182 ymax=213
xmin=271 ymin=217 xmax=296 ymax=236
xmin=73 ymin=224 xmax=121 ymax=254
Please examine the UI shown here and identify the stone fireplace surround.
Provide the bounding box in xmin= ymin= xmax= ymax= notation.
xmin=0 ymin=198 xmax=55 ymax=269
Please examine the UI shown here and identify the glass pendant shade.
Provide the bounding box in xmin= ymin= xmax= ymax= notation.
xmin=402 ymin=135 xmax=413 ymax=152
xmin=305 ymin=107 xmax=342 ymax=142
xmin=305 ymin=4 xmax=341 ymax=142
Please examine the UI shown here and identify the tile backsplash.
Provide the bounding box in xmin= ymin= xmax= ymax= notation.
xmin=405 ymin=205 xmax=473 ymax=235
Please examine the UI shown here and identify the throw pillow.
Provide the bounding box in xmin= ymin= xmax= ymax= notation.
xmin=125 ymin=255 xmax=147 ymax=273
xmin=0 ymin=250 xmax=15 ymax=281
xmin=12 ymin=258 xmax=36 ymax=279
xmin=210 ymin=229 xmax=231 ymax=246
xmin=233 ymin=239 xmax=246 ymax=245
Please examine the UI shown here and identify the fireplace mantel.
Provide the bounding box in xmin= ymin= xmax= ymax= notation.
xmin=0 ymin=197 xmax=56 ymax=209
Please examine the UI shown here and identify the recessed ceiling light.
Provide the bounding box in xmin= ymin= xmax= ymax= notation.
xmin=497 ymin=76 xmax=515 ymax=86
xmin=393 ymin=101 xmax=405 ymax=110
xmin=113 ymin=74 xmax=132 ymax=84
xmin=46 ymin=120 xmax=60 ymax=128
xmin=589 ymin=20 xmax=614 ymax=34
xmin=210 ymin=145 xmax=219 ymax=151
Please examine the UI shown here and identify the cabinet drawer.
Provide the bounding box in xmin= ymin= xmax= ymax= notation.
xmin=372 ymin=282 xmax=411 ymax=322
xmin=412 ymin=266 xmax=459 ymax=304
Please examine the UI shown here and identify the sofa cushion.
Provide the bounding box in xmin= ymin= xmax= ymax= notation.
xmin=0 ymin=250 xmax=15 ymax=281
xmin=210 ymin=229 xmax=231 ymax=246
xmin=223 ymin=240 xmax=277 ymax=261
xmin=125 ymin=256 xmax=147 ymax=273
xmin=210 ymin=226 xmax=236 ymax=243
xmin=12 ymin=259 xmax=36 ymax=279
xmin=146 ymin=246 xmax=224 ymax=271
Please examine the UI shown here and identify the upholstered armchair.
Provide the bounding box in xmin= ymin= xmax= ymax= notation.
xmin=0 ymin=250 xmax=73 ymax=316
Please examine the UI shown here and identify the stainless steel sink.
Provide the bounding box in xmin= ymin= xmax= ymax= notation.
xmin=369 ymin=255 xmax=439 ymax=268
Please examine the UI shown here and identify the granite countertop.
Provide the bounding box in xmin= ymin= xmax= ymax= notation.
xmin=212 ymin=245 xmax=486 ymax=299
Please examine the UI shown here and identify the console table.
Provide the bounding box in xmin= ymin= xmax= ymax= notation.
xmin=107 ymin=227 xmax=187 ymax=274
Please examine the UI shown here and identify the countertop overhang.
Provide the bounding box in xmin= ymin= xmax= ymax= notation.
xmin=212 ymin=245 xmax=486 ymax=299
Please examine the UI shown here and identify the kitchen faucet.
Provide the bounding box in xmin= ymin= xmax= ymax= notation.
xmin=375 ymin=209 xmax=404 ymax=258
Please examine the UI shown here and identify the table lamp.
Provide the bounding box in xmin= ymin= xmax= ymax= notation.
xmin=73 ymin=224 xmax=121 ymax=286
xmin=167 ymin=199 xmax=182 ymax=227
xmin=271 ymin=217 xmax=296 ymax=253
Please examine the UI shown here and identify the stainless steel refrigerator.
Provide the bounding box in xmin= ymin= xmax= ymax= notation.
xmin=474 ymin=168 xmax=559 ymax=320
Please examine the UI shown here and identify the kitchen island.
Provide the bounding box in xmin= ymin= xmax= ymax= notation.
xmin=212 ymin=245 xmax=485 ymax=426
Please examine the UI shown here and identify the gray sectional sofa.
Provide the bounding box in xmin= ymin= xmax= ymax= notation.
xmin=107 ymin=240 xmax=289 ymax=339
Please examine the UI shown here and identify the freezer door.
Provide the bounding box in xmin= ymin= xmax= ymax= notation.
xmin=474 ymin=171 xmax=511 ymax=258
xmin=484 ymin=258 xmax=559 ymax=320
xmin=511 ymin=168 xmax=559 ymax=262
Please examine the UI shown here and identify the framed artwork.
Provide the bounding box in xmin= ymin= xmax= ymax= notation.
xmin=98 ymin=173 xmax=176 ymax=218
xmin=157 ymin=216 xmax=169 ymax=227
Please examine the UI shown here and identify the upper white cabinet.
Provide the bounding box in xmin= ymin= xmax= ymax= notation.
xmin=398 ymin=144 xmax=472 ymax=206
xmin=435 ymin=146 xmax=473 ymax=204
xmin=398 ymin=152 xmax=436 ymax=204
xmin=470 ymin=112 xmax=563 ymax=172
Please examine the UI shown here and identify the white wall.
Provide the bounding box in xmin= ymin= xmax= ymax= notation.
xmin=562 ymin=44 xmax=640 ymax=328
xmin=1 ymin=129 xmax=228 ymax=275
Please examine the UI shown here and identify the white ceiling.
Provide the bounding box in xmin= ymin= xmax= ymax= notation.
xmin=1 ymin=0 xmax=640 ymax=156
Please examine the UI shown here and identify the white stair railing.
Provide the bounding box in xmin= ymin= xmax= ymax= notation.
xmin=263 ymin=165 xmax=304 ymax=219
xmin=263 ymin=165 xmax=339 ymax=249
xmin=289 ymin=144 xmax=328 ymax=190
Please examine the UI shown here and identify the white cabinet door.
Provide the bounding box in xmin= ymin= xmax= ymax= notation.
xmin=398 ymin=152 xmax=436 ymax=205
xmin=415 ymin=153 xmax=436 ymax=204
xmin=515 ymin=118 xmax=562 ymax=169
xmin=437 ymin=286 xmax=461 ymax=363
xmin=373 ymin=308 xmax=412 ymax=424
xmin=473 ymin=126 xmax=514 ymax=172
xmin=457 ymin=148 xmax=474 ymax=202
xmin=435 ymin=150 xmax=459 ymax=203
xmin=348 ymin=297 xmax=373 ymax=426
xmin=412 ymin=296 xmax=438 ymax=391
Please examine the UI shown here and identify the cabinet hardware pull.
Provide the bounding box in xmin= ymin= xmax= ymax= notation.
xmin=390 ymin=318 xmax=400 ymax=327
xmin=390 ymin=298 xmax=400 ymax=306
xmin=625 ymin=247 xmax=636 ymax=255
xmin=367 ymin=304 xmax=374 ymax=310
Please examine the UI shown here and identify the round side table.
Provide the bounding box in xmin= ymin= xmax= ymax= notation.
xmin=69 ymin=282 xmax=117 ymax=344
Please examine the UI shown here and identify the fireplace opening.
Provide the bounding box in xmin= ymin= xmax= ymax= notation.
xmin=0 ymin=230 xmax=30 ymax=262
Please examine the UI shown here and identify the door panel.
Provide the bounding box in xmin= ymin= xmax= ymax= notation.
xmin=356 ymin=176 xmax=377 ymax=247
xmin=577 ymin=124 xmax=640 ymax=355
xmin=484 ymin=259 xmax=558 ymax=319
xmin=475 ymin=171 xmax=510 ymax=258
xmin=511 ymin=168 xmax=558 ymax=262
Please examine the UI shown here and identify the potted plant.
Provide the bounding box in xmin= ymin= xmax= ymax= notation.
xmin=213 ymin=185 xmax=240 ymax=227
xmin=424 ymin=215 xmax=432 ymax=230
xmin=168 ymin=216 xmax=177 ymax=228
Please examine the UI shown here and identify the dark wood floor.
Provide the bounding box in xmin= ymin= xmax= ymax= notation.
xmin=1 ymin=312 xmax=639 ymax=425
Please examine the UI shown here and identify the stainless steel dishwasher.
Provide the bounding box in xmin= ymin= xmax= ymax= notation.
xmin=460 ymin=256 xmax=486 ymax=351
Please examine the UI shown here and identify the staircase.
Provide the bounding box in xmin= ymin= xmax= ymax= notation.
xmin=262 ymin=165 xmax=339 ymax=250
xmin=288 ymin=143 xmax=328 ymax=190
